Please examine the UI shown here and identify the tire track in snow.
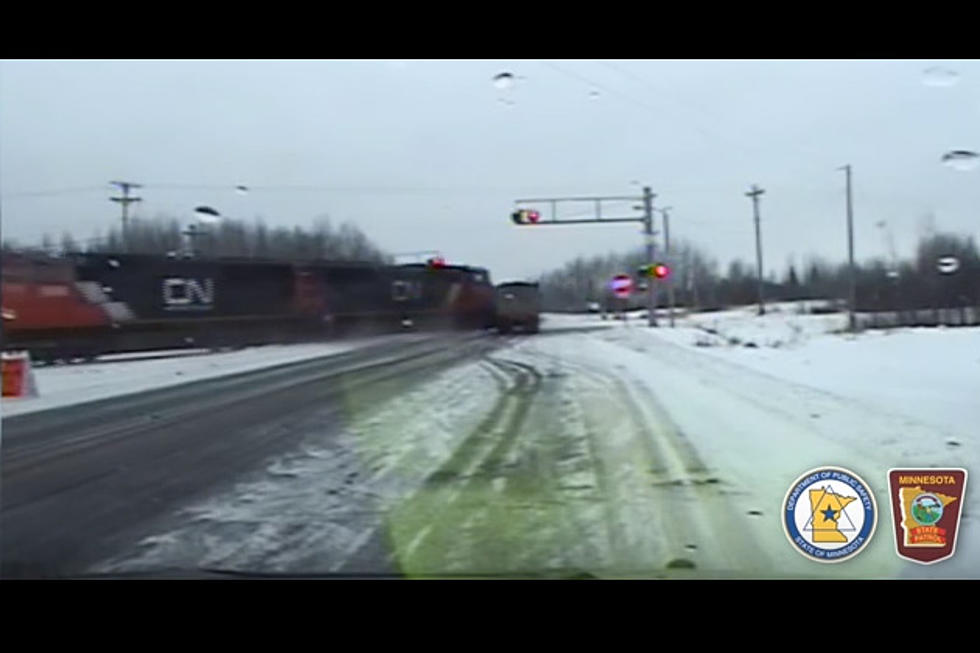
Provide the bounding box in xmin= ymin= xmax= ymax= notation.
xmin=91 ymin=342 xmax=509 ymax=575
xmin=505 ymin=337 xmax=770 ymax=576
xmin=384 ymin=357 xmax=545 ymax=575
xmin=565 ymin=329 xmax=917 ymax=577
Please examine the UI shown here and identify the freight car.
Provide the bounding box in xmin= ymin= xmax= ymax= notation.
xmin=494 ymin=282 xmax=540 ymax=334
xmin=1 ymin=252 xmax=497 ymax=362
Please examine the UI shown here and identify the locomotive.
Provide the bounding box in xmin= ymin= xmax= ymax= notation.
xmin=1 ymin=251 xmax=497 ymax=362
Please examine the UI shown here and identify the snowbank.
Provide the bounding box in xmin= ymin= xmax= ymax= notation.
xmin=1 ymin=334 xmax=430 ymax=419
xmin=614 ymin=303 xmax=979 ymax=439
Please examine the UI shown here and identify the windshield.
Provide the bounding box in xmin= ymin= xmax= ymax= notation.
xmin=1 ymin=59 xmax=976 ymax=580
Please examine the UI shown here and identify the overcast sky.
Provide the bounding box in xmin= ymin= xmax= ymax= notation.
xmin=2 ymin=59 xmax=979 ymax=282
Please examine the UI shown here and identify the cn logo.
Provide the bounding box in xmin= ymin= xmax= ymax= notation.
xmin=163 ymin=278 xmax=215 ymax=310
xmin=392 ymin=280 xmax=423 ymax=302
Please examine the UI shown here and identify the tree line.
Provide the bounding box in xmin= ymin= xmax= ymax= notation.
xmin=3 ymin=215 xmax=391 ymax=264
xmin=538 ymin=231 xmax=980 ymax=313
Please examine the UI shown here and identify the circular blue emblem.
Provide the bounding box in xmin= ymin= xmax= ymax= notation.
xmin=782 ymin=466 xmax=877 ymax=563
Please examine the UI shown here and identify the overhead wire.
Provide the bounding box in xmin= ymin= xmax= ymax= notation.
xmin=541 ymin=60 xmax=867 ymax=247
xmin=598 ymin=60 xmax=843 ymax=166
xmin=1 ymin=185 xmax=107 ymax=198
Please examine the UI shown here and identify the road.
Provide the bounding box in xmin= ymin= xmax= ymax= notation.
xmin=0 ymin=332 xmax=499 ymax=578
xmin=2 ymin=316 xmax=973 ymax=578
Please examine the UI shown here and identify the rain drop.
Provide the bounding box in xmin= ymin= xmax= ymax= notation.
xmin=588 ymin=90 xmax=600 ymax=100
xmin=941 ymin=150 xmax=980 ymax=171
xmin=235 ymin=185 xmax=249 ymax=195
xmin=922 ymin=66 xmax=959 ymax=87
xmin=666 ymin=558 xmax=696 ymax=569
xmin=194 ymin=206 xmax=222 ymax=223
xmin=493 ymin=72 xmax=515 ymax=90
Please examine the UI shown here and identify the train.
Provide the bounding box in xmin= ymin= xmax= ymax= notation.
xmin=1 ymin=251 xmax=498 ymax=362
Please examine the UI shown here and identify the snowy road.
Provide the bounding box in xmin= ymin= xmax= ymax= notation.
xmin=27 ymin=312 xmax=968 ymax=579
xmin=0 ymin=332 xmax=499 ymax=577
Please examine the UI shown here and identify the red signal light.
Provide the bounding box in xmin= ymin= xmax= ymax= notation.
xmin=653 ymin=264 xmax=670 ymax=279
xmin=427 ymin=256 xmax=446 ymax=269
xmin=510 ymin=209 xmax=541 ymax=225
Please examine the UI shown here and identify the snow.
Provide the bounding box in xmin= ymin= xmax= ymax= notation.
xmin=541 ymin=304 xmax=978 ymax=439
xmin=1 ymin=334 xmax=431 ymax=419
xmin=94 ymin=356 xmax=505 ymax=574
xmin=535 ymin=312 xmax=618 ymax=331
xmin=539 ymin=306 xmax=978 ymax=578
xmin=605 ymin=305 xmax=980 ymax=439
xmin=95 ymin=306 xmax=979 ymax=577
xmin=16 ymin=301 xmax=980 ymax=577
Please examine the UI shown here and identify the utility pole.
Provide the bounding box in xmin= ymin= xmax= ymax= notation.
xmin=110 ymin=181 xmax=142 ymax=252
xmin=660 ymin=206 xmax=675 ymax=327
xmin=840 ymin=164 xmax=857 ymax=332
xmin=746 ymin=185 xmax=766 ymax=316
xmin=182 ymin=223 xmax=210 ymax=258
xmin=643 ymin=186 xmax=658 ymax=327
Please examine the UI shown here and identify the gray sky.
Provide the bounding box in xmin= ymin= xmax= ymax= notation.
xmin=2 ymin=59 xmax=979 ymax=282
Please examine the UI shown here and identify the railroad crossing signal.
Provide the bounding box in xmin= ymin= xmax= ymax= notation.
xmin=638 ymin=263 xmax=671 ymax=279
xmin=426 ymin=256 xmax=446 ymax=269
xmin=511 ymin=209 xmax=541 ymax=225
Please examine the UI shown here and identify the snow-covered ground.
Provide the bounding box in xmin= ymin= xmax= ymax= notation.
xmin=7 ymin=305 xmax=975 ymax=577
xmin=1 ymin=334 xmax=432 ymax=419
xmin=569 ymin=323 xmax=977 ymax=578
xmin=93 ymin=305 xmax=978 ymax=578
xmin=572 ymin=304 xmax=978 ymax=439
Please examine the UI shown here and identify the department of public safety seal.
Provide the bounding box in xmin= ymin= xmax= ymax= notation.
xmin=782 ymin=466 xmax=878 ymax=563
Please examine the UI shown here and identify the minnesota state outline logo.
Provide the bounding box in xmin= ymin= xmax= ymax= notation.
xmin=888 ymin=468 xmax=968 ymax=565
xmin=782 ymin=466 xmax=878 ymax=563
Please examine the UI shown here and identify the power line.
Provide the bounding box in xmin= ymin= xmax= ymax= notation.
xmin=1 ymin=186 xmax=106 ymax=198
xmin=542 ymin=61 xmax=692 ymax=124
xmin=597 ymin=60 xmax=844 ymax=167
xmin=1 ymin=182 xmax=608 ymax=198
xmin=546 ymin=60 xmax=754 ymax=161
xmin=593 ymin=61 xmax=738 ymax=151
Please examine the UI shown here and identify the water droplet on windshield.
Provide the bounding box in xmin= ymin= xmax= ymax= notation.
xmin=498 ymin=98 xmax=516 ymax=109
xmin=235 ymin=185 xmax=249 ymax=195
xmin=493 ymin=72 xmax=515 ymax=90
xmin=666 ymin=558 xmax=696 ymax=569
xmin=923 ymin=66 xmax=959 ymax=87
xmin=588 ymin=90 xmax=600 ymax=100
xmin=941 ymin=150 xmax=980 ymax=171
